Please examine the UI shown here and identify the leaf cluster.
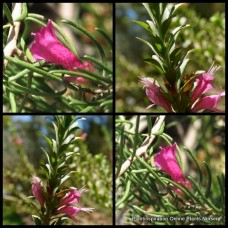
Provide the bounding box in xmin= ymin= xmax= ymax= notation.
xmin=134 ymin=3 xmax=192 ymax=85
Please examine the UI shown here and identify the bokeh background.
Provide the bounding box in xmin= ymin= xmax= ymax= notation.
xmin=116 ymin=3 xmax=225 ymax=112
xmin=3 ymin=115 xmax=113 ymax=225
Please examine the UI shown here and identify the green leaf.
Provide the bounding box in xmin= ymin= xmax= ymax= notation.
xmin=172 ymin=3 xmax=186 ymax=14
xmin=142 ymin=3 xmax=156 ymax=25
xmin=164 ymin=66 xmax=177 ymax=85
xmin=179 ymin=58 xmax=190 ymax=77
xmin=203 ymin=161 xmax=211 ymax=197
xmin=170 ymin=47 xmax=182 ymax=65
xmin=217 ymin=173 xmax=225 ymax=206
xmin=133 ymin=20 xmax=150 ymax=31
xmin=58 ymin=143 xmax=70 ymax=155
xmin=40 ymin=147 xmax=51 ymax=166
xmin=7 ymin=81 xmax=67 ymax=97
xmin=64 ymin=129 xmax=80 ymax=142
xmin=79 ymin=106 xmax=94 ymax=113
xmin=43 ymin=135 xmax=53 ymax=148
xmin=100 ymin=99 xmax=112 ymax=108
xmin=144 ymin=58 xmax=164 ymax=74
xmin=149 ymin=35 xmax=164 ymax=54
xmin=178 ymin=48 xmax=198 ymax=69
xmin=146 ymin=20 xmax=159 ymax=36
xmin=83 ymin=55 xmax=112 ymax=73
xmin=161 ymin=3 xmax=168 ymax=17
xmin=61 ymin=20 xmax=106 ymax=64
xmin=54 ymin=217 xmax=69 ymax=225
xmin=9 ymin=91 xmax=17 ymax=112
xmin=132 ymin=205 xmax=180 ymax=217
xmin=136 ymin=37 xmax=159 ymax=57
xmin=49 ymin=69 xmax=111 ymax=85
xmin=52 ymin=122 xmax=59 ymax=146
xmin=57 ymin=165 xmax=68 ymax=177
xmin=3 ymin=3 xmax=13 ymax=25
xmin=8 ymin=61 xmax=44 ymax=82
xmin=161 ymin=17 xmax=173 ymax=39
xmin=95 ymin=27 xmax=112 ymax=49
xmin=27 ymin=13 xmax=45 ymax=20
xmin=149 ymin=3 xmax=161 ymax=23
xmin=116 ymin=179 xmax=131 ymax=208
xmin=65 ymin=115 xmax=75 ymax=128
xmin=172 ymin=24 xmax=190 ymax=41
xmin=59 ymin=174 xmax=71 ymax=186
xmin=179 ymin=93 xmax=191 ymax=112
xmin=32 ymin=215 xmax=42 ymax=225
xmin=40 ymin=164 xmax=50 ymax=178
xmin=187 ymin=176 xmax=220 ymax=213
xmin=57 ymin=158 xmax=66 ymax=169
xmin=184 ymin=147 xmax=203 ymax=184
xmin=25 ymin=16 xmax=46 ymax=26
xmin=166 ymin=33 xmax=175 ymax=54
xmin=4 ymin=56 xmax=62 ymax=82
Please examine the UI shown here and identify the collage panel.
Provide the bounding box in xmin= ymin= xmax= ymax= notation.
xmin=3 ymin=115 xmax=113 ymax=225
xmin=3 ymin=3 xmax=113 ymax=113
xmin=115 ymin=115 xmax=225 ymax=225
xmin=116 ymin=3 xmax=225 ymax=113
xmin=2 ymin=2 xmax=226 ymax=227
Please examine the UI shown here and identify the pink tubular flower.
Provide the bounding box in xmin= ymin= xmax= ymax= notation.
xmin=31 ymin=176 xmax=45 ymax=208
xmin=57 ymin=206 xmax=94 ymax=223
xmin=140 ymin=77 xmax=172 ymax=112
xmin=59 ymin=188 xmax=87 ymax=207
xmin=190 ymin=65 xmax=225 ymax=112
xmin=191 ymin=90 xmax=223 ymax=112
xmin=57 ymin=188 xmax=94 ymax=223
xmin=154 ymin=143 xmax=192 ymax=195
xmin=30 ymin=20 xmax=94 ymax=83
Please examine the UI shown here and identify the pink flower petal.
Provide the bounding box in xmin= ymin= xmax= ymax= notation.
xmin=57 ymin=205 xmax=94 ymax=223
xmin=30 ymin=20 xmax=94 ymax=83
xmin=191 ymin=90 xmax=223 ymax=112
xmin=154 ymin=143 xmax=191 ymax=194
xmin=191 ymin=72 xmax=215 ymax=105
xmin=59 ymin=188 xmax=88 ymax=207
xmin=57 ymin=205 xmax=81 ymax=216
xmin=31 ymin=176 xmax=45 ymax=207
xmin=140 ymin=77 xmax=172 ymax=112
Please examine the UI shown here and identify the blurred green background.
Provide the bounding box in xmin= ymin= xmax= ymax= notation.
xmin=3 ymin=115 xmax=112 ymax=225
xmin=116 ymin=3 xmax=225 ymax=112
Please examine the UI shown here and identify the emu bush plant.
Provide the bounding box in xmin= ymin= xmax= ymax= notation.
xmin=116 ymin=115 xmax=225 ymax=225
xmin=29 ymin=116 xmax=94 ymax=225
xmin=135 ymin=3 xmax=225 ymax=112
xmin=3 ymin=3 xmax=113 ymax=112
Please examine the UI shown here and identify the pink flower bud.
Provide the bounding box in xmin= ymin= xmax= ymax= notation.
xmin=31 ymin=176 xmax=45 ymax=208
xmin=140 ymin=77 xmax=172 ymax=112
xmin=30 ymin=20 xmax=94 ymax=83
xmin=154 ymin=143 xmax=192 ymax=194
